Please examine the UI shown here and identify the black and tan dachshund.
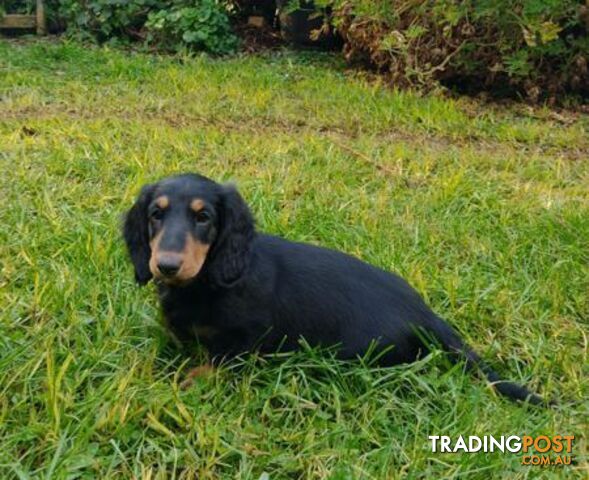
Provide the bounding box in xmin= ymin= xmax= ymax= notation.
xmin=123 ymin=173 xmax=546 ymax=404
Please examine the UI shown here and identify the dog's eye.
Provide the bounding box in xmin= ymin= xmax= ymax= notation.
xmin=150 ymin=209 xmax=164 ymax=221
xmin=194 ymin=211 xmax=210 ymax=224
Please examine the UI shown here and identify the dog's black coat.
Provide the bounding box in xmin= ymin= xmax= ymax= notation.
xmin=124 ymin=173 xmax=545 ymax=404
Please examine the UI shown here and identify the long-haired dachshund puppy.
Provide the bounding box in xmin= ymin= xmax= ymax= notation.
xmin=123 ymin=173 xmax=546 ymax=404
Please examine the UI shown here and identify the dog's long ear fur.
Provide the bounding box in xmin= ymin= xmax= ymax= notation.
xmin=209 ymin=183 xmax=255 ymax=288
xmin=123 ymin=183 xmax=156 ymax=285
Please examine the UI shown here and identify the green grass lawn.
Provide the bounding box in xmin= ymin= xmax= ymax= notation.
xmin=0 ymin=40 xmax=588 ymax=479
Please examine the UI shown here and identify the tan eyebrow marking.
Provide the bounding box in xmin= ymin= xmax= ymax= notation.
xmin=155 ymin=196 xmax=169 ymax=209
xmin=190 ymin=199 xmax=205 ymax=212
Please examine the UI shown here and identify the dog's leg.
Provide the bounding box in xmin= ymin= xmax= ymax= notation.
xmin=179 ymin=364 xmax=215 ymax=390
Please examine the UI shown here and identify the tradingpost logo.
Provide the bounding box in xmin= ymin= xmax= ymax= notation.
xmin=429 ymin=435 xmax=575 ymax=466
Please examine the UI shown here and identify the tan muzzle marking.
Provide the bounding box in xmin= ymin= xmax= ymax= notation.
xmin=150 ymin=230 xmax=210 ymax=283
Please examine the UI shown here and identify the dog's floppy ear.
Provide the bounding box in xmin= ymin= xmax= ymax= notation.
xmin=209 ymin=183 xmax=255 ymax=288
xmin=123 ymin=183 xmax=156 ymax=285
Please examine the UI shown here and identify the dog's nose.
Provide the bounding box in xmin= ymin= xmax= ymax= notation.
xmin=157 ymin=258 xmax=181 ymax=277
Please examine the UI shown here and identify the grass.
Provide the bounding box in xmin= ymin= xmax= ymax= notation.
xmin=0 ymin=39 xmax=588 ymax=479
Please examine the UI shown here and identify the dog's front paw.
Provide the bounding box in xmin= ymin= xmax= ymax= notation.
xmin=179 ymin=365 xmax=215 ymax=390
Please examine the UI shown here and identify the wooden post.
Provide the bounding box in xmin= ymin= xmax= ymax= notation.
xmin=36 ymin=0 xmax=46 ymax=35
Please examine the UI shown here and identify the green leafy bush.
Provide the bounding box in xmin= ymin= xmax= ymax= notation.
xmin=55 ymin=0 xmax=166 ymax=41
xmin=316 ymin=0 xmax=589 ymax=101
xmin=3 ymin=0 xmax=238 ymax=54
xmin=146 ymin=0 xmax=238 ymax=54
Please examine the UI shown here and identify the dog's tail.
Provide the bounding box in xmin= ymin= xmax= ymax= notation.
xmin=425 ymin=316 xmax=548 ymax=406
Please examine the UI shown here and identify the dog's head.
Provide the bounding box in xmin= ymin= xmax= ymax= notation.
xmin=123 ymin=174 xmax=254 ymax=288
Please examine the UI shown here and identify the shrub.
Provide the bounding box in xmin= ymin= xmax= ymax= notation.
xmin=3 ymin=0 xmax=238 ymax=54
xmin=316 ymin=0 xmax=589 ymax=102
xmin=146 ymin=0 xmax=238 ymax=54
xmin=56 ymin=0 xmax=166 ymax=42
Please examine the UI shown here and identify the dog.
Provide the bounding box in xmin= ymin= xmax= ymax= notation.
xmin=123 ymin=173 xmax=546 ymax=404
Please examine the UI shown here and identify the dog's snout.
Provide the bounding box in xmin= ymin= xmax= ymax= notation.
xmin=157 ymin=256 xmax=182 ymax=277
